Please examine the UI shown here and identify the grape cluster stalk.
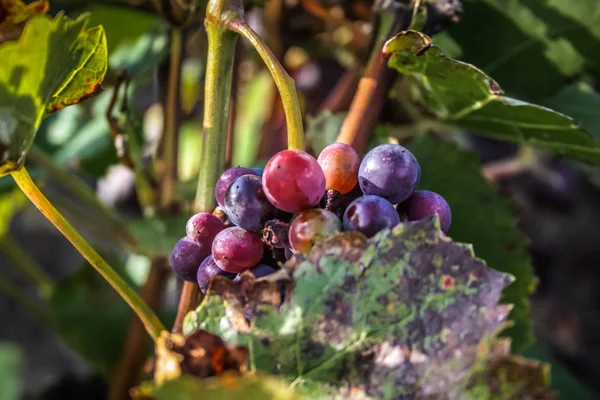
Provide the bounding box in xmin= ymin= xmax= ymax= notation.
xmin=171 ymin=142 xmax=452 ymax=290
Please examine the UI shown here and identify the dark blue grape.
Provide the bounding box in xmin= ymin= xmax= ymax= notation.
xmin=252 ymin=168 xmax=264 ymax=177
xmin=224 ymin=174 xmax=276 ymax=231
xmin=234 ymin=264 xmax=277 ymax=282
xmin=197 ymin=256 xmax=235 ymax=293
xmin=397 ymin=190 xmax=452 ymax=233
xmin=215 ymin=167 xmax=258 ymax=208
xmin=358 ymin=144 xmax=421 ymax=204
xmin=343 ymin=195 xmax=400 ymax=238
xmin=170 ymin=237 xmax=210 ymax=282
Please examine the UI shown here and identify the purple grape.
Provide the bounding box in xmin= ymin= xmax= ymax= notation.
xmin=358 ymin=144 xmax=421 ymax=204
xmin=197 ymin=256 xmax=235 ymax=293
xmin=233 ymin=264 xmax=277 ymax=282
xmin=215 ymin=167 xmax=258 ymax=208
xmin=343 ymin=195 xmax=400 ymax=238
xmin=252 ymin=168 xmax=264 ymax=177
xmin=397 ymin=190 xmax=452 ymax=233
xmin=224 ymin=174 xmax=276 ymax=231
xmin=284 ymin=246 xmax=294 ymax=260
xmin=212 ymin=227 xmax=264 ymax=273
xmin=185 ymin=212 xmax=225 ymax=245
xmin=170 ymin=237 xmax=210 ymax=282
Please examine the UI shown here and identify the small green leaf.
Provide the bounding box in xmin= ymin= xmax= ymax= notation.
xmin=407 ymin=134 xmax=535 ymax=352
xmin=0 ymin=13 xmax=107 ymax=176
xmin=186 ymin=219 xmax=514 ymax=398
xmin=0 ymin=344 xmax=22 ymax=400
xmin=385 ymin=30 xmax=600 ymax=163
xmin=134 ymin=373 xmax=306 ymax=400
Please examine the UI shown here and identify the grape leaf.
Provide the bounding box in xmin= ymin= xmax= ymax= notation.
xmin=385 ymin=30 xmax=600 ymax=163
xmin=0 ymin=344 xmax=22 ymax=400
xmin=0 ymin=13 xmax=107 ymax=177
xmin=444 ymin=0 xmax=584 ymax=99
xmin=407 ymin=134 xmax=535 ymax=352
xmin=544 ymin=82 xmax=600 ymax=143
xmin=133 ymin=373 xmax=306 ymax=400
xmin=185 ymin=219 xmax=514 ymax=398
xmin=129 ymin=216 xmax=190 ymax=257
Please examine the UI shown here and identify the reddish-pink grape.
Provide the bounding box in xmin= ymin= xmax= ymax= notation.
xmin=289 ymin=209 xmax=341 ymax=253
xmin=215 ymin=167 xmax=258 ymax=208
xmin=197 ymin=255 xmax=235 ymax=293
xmin=212 ymin=227 xmax=264 ymax=273
xmin=317 ymin=143 xmax=360 ymax=194
xmin=396 ymin=190 xmax=452 ymax=233
xmin=343 ymin=195 xmax=400 ymax=238
xmin=170 ymin=237 xmax=210 ymax=282
xmin=185 ymin=212 xmax=225 ymax=245
xmin=262 ymin=149 xmax=326 ymax=213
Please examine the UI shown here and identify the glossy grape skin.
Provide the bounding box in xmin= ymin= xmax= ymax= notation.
xmin=317 ymin=143 xmax=360 ymax=194
xmin=215 ymin=167 xmax=258 ymax=208
xmin=358 ymin=144 xmax=421 ymax=204
xmin=197 ymin=256 xmax=235 ymax=293
xmin=212 ymin=227 xmax=264 ymax=273
xmin=262 ymin=149 xmax=326 ymax=213
xmin=224 ymin=174 xmax=276 ymax=231
xmin=234 ymin=264 xmax=277 ymax=282
xmin=185 ymin=213 xmax=225 ymax=245
xmin=397 ymin=190 xmax=452 ymax=233
xmin=343 ymin=195 xmax=400 ymax=238
xmin=171 ymin=237 xmax=210 ymax=282
xmin=289 ymin=209 xmax=342 ymax=253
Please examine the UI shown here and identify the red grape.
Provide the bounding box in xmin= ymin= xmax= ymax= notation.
xmin=317 ymin=143 xmax=360 ymax=194
xmin=212 ymin=227 xmax=264 ymax=273
xmin=215 ymin=167 xmax=257 ymax=208
xmin=262 ymin=149 xmax=326 ymax=213
xmin=289 ymin=209 xmax=341 ymax=253
xmin=185 ymin=212 xmax=225 ymax=245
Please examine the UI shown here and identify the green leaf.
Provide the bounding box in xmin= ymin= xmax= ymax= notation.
xmin=305 ymin=111 xmax=346 ymax=155
xmin=407 ymin=134 xmax=535 ymax=352
xmin=49 ymin=260 xmax=134 ymax=375
xmin=385 ymin=30 xmax=600 ymax=163
xmin=134 ymin=373 xmax=306 ymax=400
xmin=86 ymin=5 xmax=159 ymax=54
xmin=445 ymin=0 xmax=589 ymax=99
xmin=0 ymin=344 xmax=22 ymax=400
xmin=130 ymin=216 xmax=189 ymax=257
xmin=544 ymin=82 xmax=600 ymax=143
xmin=0 ymin=13 xmax=107 ymax=176
xmin=186 ymin=219 xmax=514 ymax=398
xmin=109 ymin=29 xmax=168 ymax=80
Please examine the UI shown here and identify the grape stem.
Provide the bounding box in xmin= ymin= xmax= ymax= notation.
xmin=11 ymin=167 xmax=165 ymax=341
xmin=160 ymin=26 xmax=184 ymax=210
xmin=0 ymin=234 xmax=54 ymax=299
xmin=229 ymin=18 xmax=305 ymax=151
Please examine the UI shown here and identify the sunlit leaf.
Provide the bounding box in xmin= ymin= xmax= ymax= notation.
xmin=385 ymin=30 xmax=600 ymax=163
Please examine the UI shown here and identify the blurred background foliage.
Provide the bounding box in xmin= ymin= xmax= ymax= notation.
xmin=1 ymin=0 xmax=600 ymax=399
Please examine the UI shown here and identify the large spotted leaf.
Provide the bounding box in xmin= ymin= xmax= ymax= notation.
xmin=0 ymin=13 xmax=107 ymax=177
xmin=184 ymin=219 xmax=514 ymax=399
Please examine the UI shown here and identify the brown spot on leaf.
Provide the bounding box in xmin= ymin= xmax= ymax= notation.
xmin=441 ymin=275 xmax=454 ymax=290
xmin=488 ymin=78 xmax=504 ymax=96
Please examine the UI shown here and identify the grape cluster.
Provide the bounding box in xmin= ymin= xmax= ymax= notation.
xmin=170 ymin=143 xmax=451 ymax=291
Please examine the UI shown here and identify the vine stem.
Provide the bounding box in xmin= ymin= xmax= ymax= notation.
xmin=229 ymin=19 xmax=305 ymax=151
xmin=160 ymin=27 xmax=184 ymax=209
xmin=0 ymin=235 xmax=54 ymax=299
xmin=11 ymin=167 xmax=165 ymax=341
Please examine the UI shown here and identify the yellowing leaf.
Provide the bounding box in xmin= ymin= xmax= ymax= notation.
xmin=0 ymin=0 xmax=49 ymax=43
xmin=0 ymin=13 xmax=108 ymax=177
